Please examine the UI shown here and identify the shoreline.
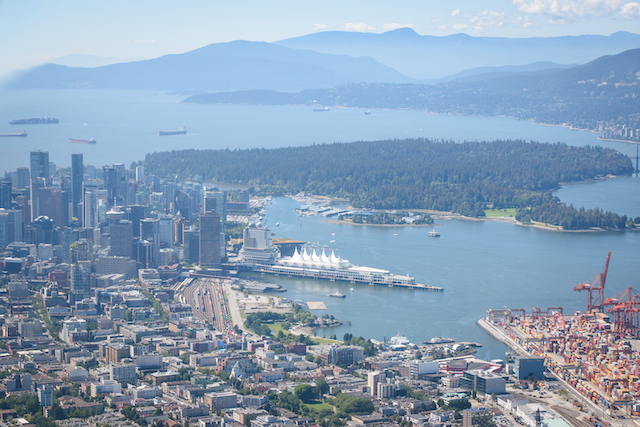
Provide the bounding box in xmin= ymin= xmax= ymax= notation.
xmin=323 ymin=210 xmax=625 ymax=233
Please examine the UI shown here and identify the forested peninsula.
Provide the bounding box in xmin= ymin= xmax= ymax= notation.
xmin=142 ymin=139 xmax=636 ymax=230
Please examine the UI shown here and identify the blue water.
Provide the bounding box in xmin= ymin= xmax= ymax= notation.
xmin=0 ymin=89 xmax=634 ymax=173
xmin=2 ymin=88 xmax=639 ymax=360
xmin=257 ymin=197 xmax=640 ymax=360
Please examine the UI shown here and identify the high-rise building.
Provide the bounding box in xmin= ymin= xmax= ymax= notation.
xmin=183 ymin=228 xmax=199 ymax=264
xmin=30 ymin=151 xmax=49 ymax=181
xmin=204 ymin=189 xmax=227 ymax=222
xmin=38 ymin=385 xmax=55 ymax=408
xmin=199 ymin=211 xmax=222 ymax=268
xmin=38 ymin=187 xmax=70 ymax=228
xmin=108 ymin=210 xmax=133 ymax=258
xmin=71 ymin=154 xmax=83 ymax=219
xmin=158 ymin=215 xmax=173 ymax=249
xmin=0 ymin=179 xmax=12 ymax=209
xmin=0 ymin=209 xmax=23 ymax=247
xmin=70 ymin=261 xmax=92 ymax=301
xmin=128 ymin=205 xmax=145 ymax=238
xmin=16 ymin=167 xmax=30 ymax=189
xmin=140 ymin=218 xmax=160 ymax=268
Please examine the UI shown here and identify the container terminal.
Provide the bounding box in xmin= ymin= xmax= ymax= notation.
xmin=236 ymin=223 xmax=443 ymax=292
xmin=479 ymin=252 xmax=640 ymax=417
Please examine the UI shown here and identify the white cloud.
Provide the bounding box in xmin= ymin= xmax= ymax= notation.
xmin=619 ymin=2 xmax=640 ymax=18
xmin=344 ymin=22 xmax=376 ymax=32
xmin=383 ymin=23 xmax=414 ymax=31
xmin=442 ymin=9 xmax=534 ymax=31
xmin=512 ymin=0 xmax=640 ymax=20
xmin=131 ymin=39 xmax=156 ymax=44
xmin=313 ymin=23 xmax=329 ymax=31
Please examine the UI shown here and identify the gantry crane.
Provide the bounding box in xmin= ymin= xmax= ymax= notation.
xmin=573 ymin=251 xmax=611 ymax=313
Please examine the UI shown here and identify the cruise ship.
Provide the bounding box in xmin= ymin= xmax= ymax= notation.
xmin=238 ymin=224 xmax=443 ymax=291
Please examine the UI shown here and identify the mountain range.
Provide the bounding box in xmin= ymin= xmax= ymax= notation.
xmin=5 ymin=40 xmax=413 ymax=92
xmin=276 ymin=28 xmax=640 ymax=80
xmin=5 ymin=30 xmax=640 ymax=92
xmin=184 ymin=48 xmax=640 ymax=134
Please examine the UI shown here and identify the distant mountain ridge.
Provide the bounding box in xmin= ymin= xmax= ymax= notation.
xmin=184 ymin=48 xmax=640 ymax=136
xmin=276 ymin=29 xmax=640 ymax=80
xmin=5 ymin=40 xmax=415 ymax=91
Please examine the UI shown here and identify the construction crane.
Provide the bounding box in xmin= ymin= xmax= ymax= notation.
xmin=573 ymin=251 xmax=611 ymax=313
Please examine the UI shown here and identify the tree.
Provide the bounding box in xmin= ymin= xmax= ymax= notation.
xmin=316 ymin=379 xmax=329 ymax=398
xmin=294 ymin=383 xmax=314 ymax=403
xmin=414 ymin=350 xmax=422 ymax=360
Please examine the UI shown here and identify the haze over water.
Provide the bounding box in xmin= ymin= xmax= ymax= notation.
xmin=0 ymin=89 xmax=634 ymax=172
xmin=3 ymin=88 xmax=640 ymax=360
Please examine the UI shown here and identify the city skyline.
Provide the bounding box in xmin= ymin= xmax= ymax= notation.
xmin=1 ymin=0 xmax=639 ymax=81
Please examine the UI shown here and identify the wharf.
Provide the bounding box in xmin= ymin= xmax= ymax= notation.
xmin=477 ymin=313 xmax=631 ymax=424
xmin=249 ymin=263 xmax=443 ymax=291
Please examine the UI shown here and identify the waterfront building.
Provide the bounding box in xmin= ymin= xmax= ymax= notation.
xmin=515 ymin=356 xmax=545 ymax=381
xmin=239 ymin=224 xmax=280 ymax=264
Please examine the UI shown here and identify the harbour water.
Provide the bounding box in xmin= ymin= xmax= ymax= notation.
xmin=254 ymin=196 xmax=640 ymax=360
xmin=0 ymin=88 xmax=635 ymax=173
xmin=2 ymin=88 xmax=639 ymax=360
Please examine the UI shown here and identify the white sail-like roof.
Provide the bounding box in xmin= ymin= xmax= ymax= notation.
xmin=278 ymin=246 xmax=352 ymax=269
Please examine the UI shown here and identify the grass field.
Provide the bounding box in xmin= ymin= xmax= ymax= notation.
xmin=484 ymin=208 xmax=517 ymax=217
xmin=303 ymin=402 xmax=333 ymax=412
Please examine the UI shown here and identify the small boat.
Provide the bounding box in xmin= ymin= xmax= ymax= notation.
xmin=70 ymin=137 xmax=96 ymax=144
xmin=313 ymin=107 xmax=329 ymax=112
xmin=364 ymin=110 xmax=371 ymax=115
xmin=349 ymin=287 xmax=355 ymax=292
xmin=427 ymin=229 xmax=440 ymax=237
xmin=329 ymin=240 xmax=335 ymax=243
xmin=329 ymin=292 xmax=345 ymax=298
xmin=275 ymin=222 xmax=279 ymax=226
xmin=0 ymin=130 xmax=27 ymax=137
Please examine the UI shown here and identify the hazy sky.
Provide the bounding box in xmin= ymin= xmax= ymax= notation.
xmin=1 ymin=0 xmax=639 ymax=78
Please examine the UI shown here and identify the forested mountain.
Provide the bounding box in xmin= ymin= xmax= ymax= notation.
xmin=142 ymin=139 xmax=635 ymax=229
xmin=185 ymin=49 xmax=640 ymax=136
xmin=276 ymin=29 xmax=640 ymax=80
xmin=5 ymin=41 xmax=414 ymax=91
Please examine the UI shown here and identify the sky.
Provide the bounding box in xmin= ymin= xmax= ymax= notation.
xmin=1 ymin=0 xmax=639 ymax=79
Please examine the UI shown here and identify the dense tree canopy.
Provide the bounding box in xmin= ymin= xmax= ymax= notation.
xmin=144 ymin=139 xmax=633 ymax=229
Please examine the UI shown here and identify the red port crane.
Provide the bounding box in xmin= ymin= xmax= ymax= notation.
xmin=573 ymin=251 xmax=611 ymax=313
xmin=603 ymin=287 xmax=640 ymax=338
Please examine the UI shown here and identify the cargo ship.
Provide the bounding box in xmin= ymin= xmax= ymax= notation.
xmin=10 ymin=117 xmax=58 ymax=125
xmin=159 ymin=126 xmax=187 ymax=136
xmin=313 ymin=107 xmax=329 ymax=112
xmin=0 ymin=130 xmax=27 ymax=137
xmin=70 ymin=137 xmax=96 ymax=144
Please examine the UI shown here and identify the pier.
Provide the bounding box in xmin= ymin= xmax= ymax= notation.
xmin=248 ymin=263 xmax=443 ymax=291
